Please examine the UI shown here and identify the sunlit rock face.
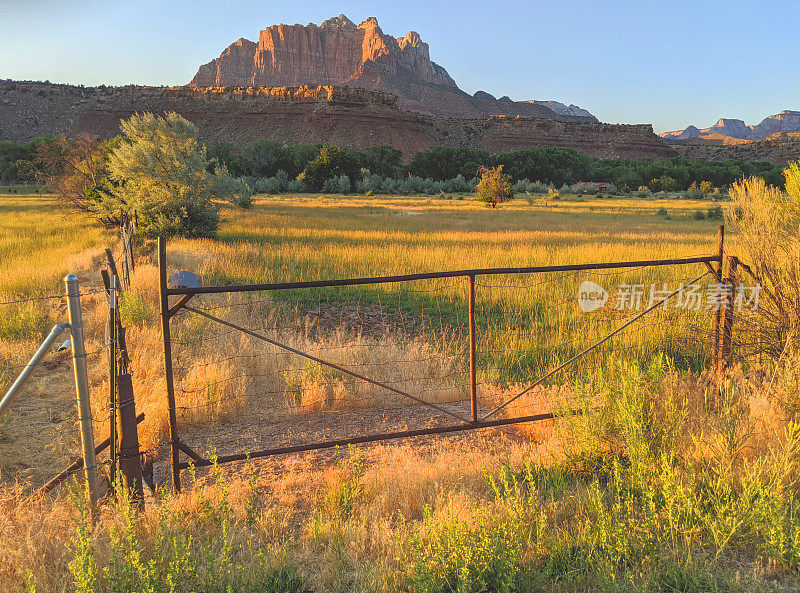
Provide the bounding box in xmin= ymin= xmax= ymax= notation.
xmin=188 ymin=15 xmax=598 ymax=121
xmin=191 ymin=15 xmax=457 ymax=90
xmin=0 ymin=81 xmax=672 ymax=160
xmin=661 ymin=110 xmax=800 ymax=142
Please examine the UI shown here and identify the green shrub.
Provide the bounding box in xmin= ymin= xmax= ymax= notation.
xmin=319 ymin=448 xmax=364 ymax=522
xmin=107 ymin=112 xmax=251 ymax=238
xmin=136 ymin=200 xmax=221 ymax=239
xmin=119 ymin=289 xmax=151 ymax=324
xmin=0 ymin=302 xmax=49 ymax=341
xmin=405 ymin=508 xmax=522 ymax=593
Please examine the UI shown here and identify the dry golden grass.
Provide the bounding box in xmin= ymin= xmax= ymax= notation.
xmin=6 ymin=191 xmax=797 ymax=592
xmin=0 ymin=192 xmax=728 ymax=488
xmin=1 ymin=363 xmax=796 ymax=592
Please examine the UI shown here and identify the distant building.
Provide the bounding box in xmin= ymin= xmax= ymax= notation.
xmin=571 ymin=182 xmax=615 ymax=192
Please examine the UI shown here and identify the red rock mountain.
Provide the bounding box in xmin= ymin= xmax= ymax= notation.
xmin=190 ymin=15 xmax=597 ymax=121
xmin=192 ymin=15 xmax=455 ymax=89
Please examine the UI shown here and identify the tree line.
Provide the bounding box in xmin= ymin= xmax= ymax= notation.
xmin=212 ymin=141 xmax=785 ymax=191
xmin=3 ymin=133 xmax=786 ymax=193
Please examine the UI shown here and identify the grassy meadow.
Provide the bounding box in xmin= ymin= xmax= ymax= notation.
xmin=2 ymin=190 xmax=800 ymax=592
xmin=181 ymin=193 xmax=726 ymax=382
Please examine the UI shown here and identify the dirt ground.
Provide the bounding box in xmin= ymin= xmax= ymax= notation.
xmin=155 ymin=398 xmax=555 ymax=494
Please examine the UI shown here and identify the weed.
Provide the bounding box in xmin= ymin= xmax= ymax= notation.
xmin=404 ymin=506 xmax=522 ymax=593
xmin=320 ymin=447 xmax=364 ymax=522
xmin=118 ymin=289 xmax=151 ymax=324
xmin=0 ymin=302 xmax=49 ymax=341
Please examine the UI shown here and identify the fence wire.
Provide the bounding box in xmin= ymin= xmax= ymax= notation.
xmin=0 ymin=256 xmax=735 ymax=491
xmin=0 ymin=282 xmax=117 ymax=489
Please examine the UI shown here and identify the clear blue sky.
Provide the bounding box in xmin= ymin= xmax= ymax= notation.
xmin=2 ymin=0 xmax=798 ymax=132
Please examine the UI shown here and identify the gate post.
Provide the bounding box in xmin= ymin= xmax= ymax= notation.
xmin=108 ymin=274 xmax=118 ymax=488
xmin=65 ymin=274 xmax=100 ymax=514
xmin=711 ymin=225 xmax=725 ymax=367
xmin=158 ymin=237 xmax=182 ymax=492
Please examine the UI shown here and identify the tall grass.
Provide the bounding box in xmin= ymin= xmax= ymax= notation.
xmin=7 ymin=358 xmax=800 ymax=592
xmin=6 ymin=191 xmax=799 ymax=592
xmin=168 ymin=194 xmax=724 ymax=385
xmin=0 ymin=195 xmax=107 ymax=298
xmin=726 ymin=174 xmax=800 ymax=358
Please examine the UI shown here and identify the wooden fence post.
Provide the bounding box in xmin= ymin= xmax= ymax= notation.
xmin=108 ymin=275 xmax=118 ymax=487
xmin=105 ymin=248 xmax=120 ymax=284
xmin=117 ymin=373 xmax=144 ymax=507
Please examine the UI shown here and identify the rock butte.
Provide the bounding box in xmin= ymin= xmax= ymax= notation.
xmin=0 ymin=15 xmax=681 ymax=159
xmin=190 ymin=14 xmax=599 ymax=122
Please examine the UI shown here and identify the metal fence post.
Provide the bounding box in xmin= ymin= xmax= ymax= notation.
xmin=158 ymin=236 xmax=182 ymax=492
xmin=468 ymin=274 xmax=478 ymax=422
xmin=65 ymin=274 xmax=100 ymax=513
xmin=711 ymin=225 xmax=724 ymax=367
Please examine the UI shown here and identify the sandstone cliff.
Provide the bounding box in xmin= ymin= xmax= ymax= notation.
xmin=192 ymin=16 xmax=456 ymax=94
xmin=190 ymin=15 xmax=598 ymax=122
xmin=0 ymin=81 xmax=672 ymax=160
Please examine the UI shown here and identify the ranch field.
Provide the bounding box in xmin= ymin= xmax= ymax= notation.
xmin=2 ymin=191 xmax=799 ymax=593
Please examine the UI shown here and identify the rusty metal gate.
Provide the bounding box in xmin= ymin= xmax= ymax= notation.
xmin=157 ymin=228 xmax=731 ymax=492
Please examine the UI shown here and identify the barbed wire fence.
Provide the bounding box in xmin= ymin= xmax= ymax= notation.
xmin=2 ymin=225 xmax=759 ymax=506
xmin=0 ymin=246 xmax=149 ymax=512
xmin=0 ymin=279 xmax=111 ymax=504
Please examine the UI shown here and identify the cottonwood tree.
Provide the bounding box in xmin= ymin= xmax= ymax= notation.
xmin=107 ymin=112 xmax=251 ymax=238
xmin=476 ymin=165 xmax=513 ymax=208
xmin=298 ymin=145 xmax=361 ymax=192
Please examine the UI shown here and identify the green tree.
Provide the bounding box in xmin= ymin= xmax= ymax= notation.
xmin=0 ymin=136 xmax=57 ymax=184
xmin=299 ymin=145 xmax=361 ymax=191
xmin=235 ymin=139 xmax=295 ymax=178
xmin=360 ymin=145 xmax=403 ymax=178
xmin=649 ymin=175 xmax=678 ymax=192
xmin=408 ymin=146 xmax=490 ymax=180
xmin=107 ymin=112 xmax=251 ymax=238
xmin=475 ymin=165 xmax=513 ymax=208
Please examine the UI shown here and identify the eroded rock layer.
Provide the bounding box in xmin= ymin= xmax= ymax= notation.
xmin=0 ymin=81 xmax=674 ymax=159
